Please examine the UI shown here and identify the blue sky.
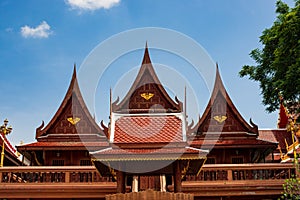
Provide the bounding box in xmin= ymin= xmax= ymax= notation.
xmin=0 ymin=0 xmax=295 ymax=145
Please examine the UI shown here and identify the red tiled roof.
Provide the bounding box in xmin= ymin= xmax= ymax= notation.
xmin=94 ymin=147 xmax=200 ymax=155
xmin=91 ymin=146 xmax=206 ymax=161
xmin=189 ymin=138 xmax=277 ymax=148
xmin=258 ymin=130 xmax=278 ymax=143
xmin=17 ymin=141 xmax=109 ymax=150
xmin=259 ymin=129 xmax=291 ymax=150
xmin=113 ymin=115 xmax=183 ymax=144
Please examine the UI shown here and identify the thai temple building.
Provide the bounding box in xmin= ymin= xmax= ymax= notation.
xmin=0 ymin=45 xmax=298 ymax=199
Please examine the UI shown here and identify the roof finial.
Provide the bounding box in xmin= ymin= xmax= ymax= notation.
xmin=214 ymin=62 xmax=222 ymax=85
xmin=72 ymin=63 xmax=77 ymax=78
xmin=142 ymin=41 xmax=151 ymax=64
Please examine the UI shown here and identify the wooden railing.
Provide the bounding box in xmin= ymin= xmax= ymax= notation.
xmin=0 ymin=163 xmax=296 ymax=198
xmin=186 ymin=163 xmax=296 ymax=181
xmin=0 ymin=163 xmax=296 ymax=184
xmin=0 ymin=166 xmax=114 ymax=183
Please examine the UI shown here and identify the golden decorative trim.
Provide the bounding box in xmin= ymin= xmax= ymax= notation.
xmin=67 ymin=117 xmax=81 ymax=125
xmin=287 ymin=141 xmax=299 ymax=153
xmin=197 ymin=157 xmax=207 ymax=176
xmin=91 ymin=156 xmax=206 ymax=162
xmin=141 ymin=92 xmax=154 ymax=100
xmin=282 ymin=154 xmax=290 ymax=161
xmin=181 ymin=160 xmax=190 ymax=180
xmin=213 ymin=115 xmax=227 ymax=123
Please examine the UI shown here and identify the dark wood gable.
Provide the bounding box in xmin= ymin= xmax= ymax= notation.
xmin=36 ymin=66 xmax=104 ymax=139
xmin=195 ymin=64 xmax=258 ymax=135
xmin=112 ymin=44 xmax=182 ymax=113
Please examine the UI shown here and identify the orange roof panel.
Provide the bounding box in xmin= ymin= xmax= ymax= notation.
xmin=113 ymin=115 xmax=183 ymax=144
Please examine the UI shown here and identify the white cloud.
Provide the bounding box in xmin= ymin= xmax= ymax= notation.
xmin=20 ymin=21 xmax=52 ymax=39
xmin=66 ymin=0 xmax=120 ymax=11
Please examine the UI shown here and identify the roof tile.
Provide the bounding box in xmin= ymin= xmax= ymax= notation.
xmin=113 ymin=115 xmax=183 ymax=144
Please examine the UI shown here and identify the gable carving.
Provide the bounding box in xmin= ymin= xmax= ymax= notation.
xmin=47 ymin=94 xmax=99 ymax=135
xmin=198 ymin=92 xmax=251 ymax=133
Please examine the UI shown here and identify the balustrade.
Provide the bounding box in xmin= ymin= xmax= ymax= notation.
xmin=0 ymin=163 xmax=296 ymax=184
xmin=185 ymin=163 xmax=295 ymax=182
xmin=0 ymin=166 xmax=113 ymax=183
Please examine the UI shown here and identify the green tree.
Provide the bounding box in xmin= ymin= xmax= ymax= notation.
xmin=239 ymin=0 xmax=300 ymax=113
xmin=281 ymin=174 xmax=300 ymax=199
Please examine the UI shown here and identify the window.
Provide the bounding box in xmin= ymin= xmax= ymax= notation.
xmin=206 ymin=157 xmax=216 ymax=164
xmin=52 ymin=160 xmax=64 ymax=166
xmin=80 ymin=160 xmax=91 ymax=166
xmin=231 ymin=157 xmax=244 ymax=164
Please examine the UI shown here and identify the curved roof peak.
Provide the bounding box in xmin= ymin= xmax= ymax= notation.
xmin=112 ymin=43 xmax=182 ymax=113
xmin=141 ymin=41 xmax=152 ymax=65
xmin=191 ymin=64 xmax=258 ymax=135
xmin=36 ymin=66 xmax=104 ymax=139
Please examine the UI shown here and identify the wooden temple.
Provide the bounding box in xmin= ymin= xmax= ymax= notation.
xmin=91 ymin=44 xmax=207 ymax=193
xmin=11 ymin=44 xmax=298 ymax=199
xmin=17 ymin=67 xmax=109 ymax=166
xmin=188 ymin=65 xmax=278 ymax=164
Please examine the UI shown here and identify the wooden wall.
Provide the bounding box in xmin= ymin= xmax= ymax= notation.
xmin=106 ymin=190 xmax=194 ymax=200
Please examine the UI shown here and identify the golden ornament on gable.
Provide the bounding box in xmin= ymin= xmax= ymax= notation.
xmin=213 ymin=115 xmax=227 ymax=123
xmin=140 ymin=92 xmax=154 ymax=100
xmin=67 ymin=117 xmax=81 ymax=125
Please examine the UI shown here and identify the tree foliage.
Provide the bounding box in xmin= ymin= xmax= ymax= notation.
xmin=280 ymin=166 xmax=300 ymax=199
xmin=239 ymin=0 xmax=300 ymax=113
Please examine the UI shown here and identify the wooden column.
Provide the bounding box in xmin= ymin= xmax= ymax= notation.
xmin=173 ymin=160 xmax=182 ymax=193
xmin=160 ymin=174 xmax=166 ymax=192
xmin=132 ymin=175 xmax=138 ymax=192
xmin=116 ymin=170 xmax=126 ymax=193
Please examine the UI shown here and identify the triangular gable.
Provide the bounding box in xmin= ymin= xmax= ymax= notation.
xmin=112 ymin=44 xmax=182 ymax=113
xmin=36 ymin=66 xmax=104 ymax=139
xmin=195 ymin=64 xmax=258 ymax=135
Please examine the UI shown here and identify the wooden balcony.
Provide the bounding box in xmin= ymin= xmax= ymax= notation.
xmin=181 ymin=163 xmax=296 ymax=198
xmin=0 ymin=163 xmax=296 ymax=199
